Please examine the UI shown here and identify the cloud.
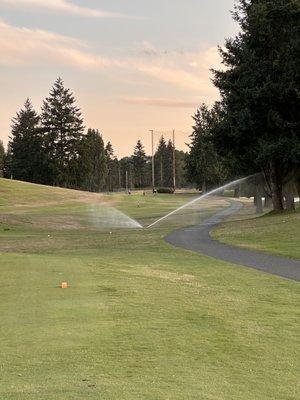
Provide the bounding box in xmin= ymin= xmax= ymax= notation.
xmin=0 ymin=20 xmax=220 ymax=100
xmin=0 ymin=19 xmax=117 ymax=68
xmin=137 ymin=65 xmax=209 ymax=92
xmin=120 ymin=97 xmax=199 ymax=108
xmin=134 ymin=42 xmax=221 ymax=95
xmin=0 ymin=0 xmax=127 ymax=18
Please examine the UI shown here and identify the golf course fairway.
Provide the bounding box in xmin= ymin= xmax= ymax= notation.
xmin=0 ymin=178 xmax=299 ymax=400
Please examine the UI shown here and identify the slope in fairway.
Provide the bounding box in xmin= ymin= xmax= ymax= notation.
xmin=0 ymin=179 xmax=142 ymax=232
xmin=0 ymin=179 xmax=299 ymax=400
xmin=212 ymin=202 xmax=300 ymax=259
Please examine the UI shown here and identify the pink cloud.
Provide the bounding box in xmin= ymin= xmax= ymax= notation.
xmin=0 ymin=0 xmax=127 ymax=18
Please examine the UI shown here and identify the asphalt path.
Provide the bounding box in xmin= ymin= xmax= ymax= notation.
xmin=166 ymin=201 xmax=300 ymax=281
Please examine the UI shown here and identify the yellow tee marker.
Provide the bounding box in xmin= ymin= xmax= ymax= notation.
xmin=60 ymin=282 xmax=68 ymax=289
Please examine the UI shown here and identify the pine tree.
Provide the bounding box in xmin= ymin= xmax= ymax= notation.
xmin=41 ymin=78 xmax=84 ymax=187
xmin=119 ymin=157 xmax=133 ymax=190
xmin=165 ymin=140 xmax=174 ymax=187
xmin=0 ymin=141 xmax=4 ymax=178
xmin=175 ymin=150 xmax=189 ymax=188
xmin=186 ymin=104 xmax=228 ymax=191
xmin=105 ymin=142 xmax=119 ymax=192
xmin=212 ymin=0 xmax=300 ymax=210
xmin=9 ymin=99 xmax=43 ymax=183
xmin=79 ymin=129 xmax=107 ymax=192
xmin=155 ymin=136 xmax=167 ymax=187
xmin=132 ymin=140 xmax=147 ymax=188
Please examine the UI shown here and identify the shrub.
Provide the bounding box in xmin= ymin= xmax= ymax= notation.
xmin=156 ymin=187 xmax=175 ymax=194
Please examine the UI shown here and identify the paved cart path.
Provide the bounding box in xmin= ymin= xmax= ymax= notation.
xmin=166 ymin=201 xmax=300 ymax=281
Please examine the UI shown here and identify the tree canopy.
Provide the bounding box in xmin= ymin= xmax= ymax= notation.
xmin=41 ymin=78 xmax=85 ymax=187
xmin=9 ymin=99 xmax=43 ymax=183
xmin=211 ymin=0 xmax=300 ymax=210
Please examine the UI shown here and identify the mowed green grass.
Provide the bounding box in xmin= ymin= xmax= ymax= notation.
xmin=213 ymin=202 xmax=300 ymax=259
xmin=0 ymin=179 xmax=299 ymax=400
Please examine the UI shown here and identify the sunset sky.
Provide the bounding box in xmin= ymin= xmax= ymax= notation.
xmin=0 ymin=0 xmax=238 ymax=156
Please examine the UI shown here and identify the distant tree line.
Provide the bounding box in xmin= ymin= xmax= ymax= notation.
xmin=0 ymin=78 xmax=188 ymax=191
xmin=118 ymin=137 xmax=188 ymax=190
xmin=186 ymin=0 xmax=300 ymax=211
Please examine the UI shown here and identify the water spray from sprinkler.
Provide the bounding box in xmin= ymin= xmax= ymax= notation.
xmin=147 ymin=175 xmax=256 ymax=229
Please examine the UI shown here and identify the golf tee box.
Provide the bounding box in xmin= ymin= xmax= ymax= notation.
xmin=60 ymin=282 xmax=68 ymax=289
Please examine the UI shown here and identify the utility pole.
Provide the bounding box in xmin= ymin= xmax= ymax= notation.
xmin=129 ymin=163 xmax=133 ymax=190
xmin=150 ymin=130 xmax=155 ymax=191
xmin=172 ymin=129 xmax=176 ymax=190
xmin=125 ymin=170 xmax=128 ymax=193
xmin=118 ymin=163 xmax=121 ymax=190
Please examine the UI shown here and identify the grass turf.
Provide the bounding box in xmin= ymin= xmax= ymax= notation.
xmin=0 ymin=179 xmax=299 ymax=400
xmin=212 ymin=202 xmax=300 ymax=259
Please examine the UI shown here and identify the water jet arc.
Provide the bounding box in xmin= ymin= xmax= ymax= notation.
xmin=147 ymin=176 xmax=251 ymax=229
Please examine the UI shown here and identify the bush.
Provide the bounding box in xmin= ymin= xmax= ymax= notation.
xmin=156 ymin=187 xmax=175 ymax=194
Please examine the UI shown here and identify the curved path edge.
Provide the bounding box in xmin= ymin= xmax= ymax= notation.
xmin=166 ymin=201 xmax=300 ymax=281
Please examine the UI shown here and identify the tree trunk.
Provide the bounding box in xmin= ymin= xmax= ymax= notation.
xmin=234 ymin=185 xmax=240 ymax=198
xmin=255 ymin=186 xmax=263 ymax=214
xmin=283 ymin=179 xmax=296 ymax=211
xmin=269 ymin=160 xmax=284 ymax=211
xmin=264 ymin=194 xmax=272 ymax=208
xmin=285 ymin=193 xmax=295 ymax=211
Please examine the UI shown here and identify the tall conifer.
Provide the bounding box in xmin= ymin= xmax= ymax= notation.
xmin=132 ymin=140 xmax=147 ymax=188
xmin=41 ymin=78 xmax=84 ymax=186
xmin=212 ymin=0 xmax=300 ymax=210
xmin=9 ymin=99 xmax=43 ymax=183
xmin=79 ymin=129 xmax=107 ymax=192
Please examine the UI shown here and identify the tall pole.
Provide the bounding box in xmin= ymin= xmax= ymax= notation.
xmin=118 ymin=163 xmax=121 ymax=190
xmin=150 ymin=130 xmax=155 ymax=191
xmin=125 ymin=170 xmax=128 ymax=193
xmin=172 ymin=129 xmax=176 ymax=190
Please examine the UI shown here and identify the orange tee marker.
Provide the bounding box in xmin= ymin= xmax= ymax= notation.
xmin=60 ymin=282 xmax=68 ymax=289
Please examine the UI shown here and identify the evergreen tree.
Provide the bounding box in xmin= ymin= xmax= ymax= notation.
xmin=9 ymin=99 xmax=43 ymax=183
xmin=79 ymin=129 xmax=107 ymax=192
xmin=0 ymin=140 xmax=4 ymax=177
xmin=41 ymin=78 xmax=84 ymax=187
xmin=175 ymin=150 xmax=189 ymax=188
xmin=155 ymin=136 xmax=168 ymax=187
xmin=186 ymin=104 xmax=228 ymax=191
xmin=212 ymin=0 xmax=300 ymax=210
xmin=105 ymin=142 xmax=119 ymax=191
xmin=165 ymin=139 xmax=174 ymax=187
xmin=119 ymin=156 xmax=133 ymax=190
xmin=132 ymin=140 xmax=147 ymax=188
xmin=144 ymin=155 xmax=152 ymax=188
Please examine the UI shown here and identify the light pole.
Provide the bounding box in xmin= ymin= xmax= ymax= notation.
xmin=172 ymin=129 xmax=176 ymax=190
xmin=125 ymin=170 xmax=128 ymax=193
xmin=150 ymin=130 xmax=155 ymax=191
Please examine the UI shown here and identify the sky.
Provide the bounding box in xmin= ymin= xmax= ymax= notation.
xmin=0 ymin=0 xmax=238 ymax=157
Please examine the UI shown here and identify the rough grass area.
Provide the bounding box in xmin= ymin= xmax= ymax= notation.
xmin=0 ymin=179 xmax=299 ymax=400
xmin=212 ymin=203 xmax=300 ymax=259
